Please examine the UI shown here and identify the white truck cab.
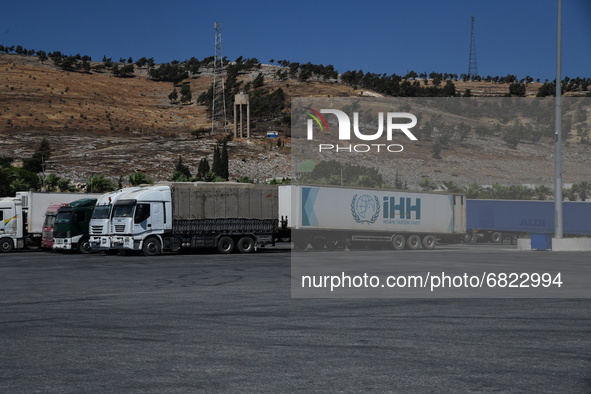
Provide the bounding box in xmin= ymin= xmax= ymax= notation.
xmin=0 ymin=197 xmax=25 ymax=252
xmin=106 ymin=186 xmax=172 ymax=254
xmin=89 ymin=187 xmax=141 ymax=252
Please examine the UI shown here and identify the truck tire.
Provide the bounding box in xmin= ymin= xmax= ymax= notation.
xmin=78 ymin=237 xmax=93 ymax=254
xmin=406 ymin=235 xmax=421 ymax=250
xmin=490 ymin=232 xmax=502 ymax=243
xmin=292 ymin=237 xmax=309 ymax=250
xmin=237 ymin=236 xmax=255 ymax=253
xmin=217 ymin=236 xmax=235 ymax=254
xmin=142 ymin=237 xmax=162 ymax=256
xmin=310 ymin=236 xmax=326 ymax=250
xmin=391 ymin=234 xmax=405 ymax=250
xmin=421 ymin=234 xmax=437 ymax=250
xmin=0 ymin=238 xmax=14 ymax=253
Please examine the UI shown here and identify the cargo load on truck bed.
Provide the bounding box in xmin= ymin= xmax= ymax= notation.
xmin=171 ymin=183 xmax=279 ymax=235
xmin=171 ymin=183 xmax=278 ymax=220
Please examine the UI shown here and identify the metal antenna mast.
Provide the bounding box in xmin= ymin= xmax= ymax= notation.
xmin=211 ymin=21 xmax=227 ymax=134
xmin=468 ymin=16 xmax=479 ymax=78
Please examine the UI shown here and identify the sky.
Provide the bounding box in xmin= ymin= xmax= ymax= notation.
xmin=2 ymin=0 xmax=590 ymax=81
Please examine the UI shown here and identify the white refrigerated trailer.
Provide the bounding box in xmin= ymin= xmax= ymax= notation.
xmin=280 ymin=185 xmax=466 ymax=250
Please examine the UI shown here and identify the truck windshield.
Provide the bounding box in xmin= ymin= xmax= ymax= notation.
xmin=113 ymin=205 xmax=135 ymax=218
xmin=43 ymin=214 xmax=57 ymax=227
xmin=92 ymin=205 xmax=111 ymax=220
xmin=55 ymin=210 xmax=72 ymax=224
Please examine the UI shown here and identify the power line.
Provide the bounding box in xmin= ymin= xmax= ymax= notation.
xmin=211 ymin=21 xmax=227 ymax=134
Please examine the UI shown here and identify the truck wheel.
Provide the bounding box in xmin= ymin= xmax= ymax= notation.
xmin=78 ymin=237 xmax=93 ymax=254
xmin=292 ymin=237 xmax=309 ymax=250
xmin=237 ymin=236 xmax=255 ymax=253
xmin=0 ymin=238 xmax=14 ymax=253
xmin=406 ymin=235 xmax=421 ymax=250
xmin=391 ymin=234 xmax=405 ymax=250
xmin=490 ymin=232 xmax=502 ymax=243
xmin=421 ymin=235 xmax=437 ymax=250
xmin=217 ymin=236 xmax=235 ymax=254
xmin=142 ymin=237 xmax=162 ymax=256
xmin=310 ymin=236 xmax=326 ymax=250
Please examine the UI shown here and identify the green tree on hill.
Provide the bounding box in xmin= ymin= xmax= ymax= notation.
xmin=23 ymin=139 xmax=51 ymax=173
xmin=196 ymin=158 xmax=210 ymax=179
xmin=170 ymin=156 xmax=192 ymax=181
xmin=87 ymin=174 xmax=115 ymax=193
xmin=168 ymin=88 xmax=179 ymax=103
xmin=180 ymin=84 xmax=192 ymax=103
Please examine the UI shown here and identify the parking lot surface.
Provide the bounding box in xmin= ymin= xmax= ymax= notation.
xmin=0 ymin=245 xmax=589 ymax=393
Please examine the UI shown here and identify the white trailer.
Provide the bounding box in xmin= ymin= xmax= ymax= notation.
xmin=0 ymin=191 xmax=101 ymax=252
xmin=280 ymin=185 xmax=465 ymax=250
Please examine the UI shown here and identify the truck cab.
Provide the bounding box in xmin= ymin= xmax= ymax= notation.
xmin=41 ymin=203 xmax=64 ymax=249
xmin=53 ymin=198 xmax=98 ymax=253
xmin=109 ymin=186 xmax=172 ymax=254
xmin=88 ymin=187 xmax=141 ymax=252
xmin=0 ymin=197 xmax=24 ymax=252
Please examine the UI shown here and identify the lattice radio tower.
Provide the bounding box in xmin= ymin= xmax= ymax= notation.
xmin=211 ymin=22 xmax=227 ymax=134
xmin=467 ymin=16 xmax=479 ymax=78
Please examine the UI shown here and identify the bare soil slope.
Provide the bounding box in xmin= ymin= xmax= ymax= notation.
xmin=1 ymin=53 xmax=589 ymax=187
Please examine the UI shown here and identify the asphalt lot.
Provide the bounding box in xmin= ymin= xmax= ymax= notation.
xmin=0 ymin=244 xmax=589 ymax=393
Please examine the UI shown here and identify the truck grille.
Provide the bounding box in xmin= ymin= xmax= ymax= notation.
xmin=114 ymin=225 xmax=126 ymax=233
xmin=90 ymin=225 xmax=104 ymax=235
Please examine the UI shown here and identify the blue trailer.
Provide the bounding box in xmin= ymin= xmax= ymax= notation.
xmin=466 ymin=199 xmax=591 ymax=242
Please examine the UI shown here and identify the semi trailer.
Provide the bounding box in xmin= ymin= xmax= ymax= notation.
xmin=93 ymin=182 xmax=282 ymax=256
xmin=466 ymin=199 xmax=591 ymax=242
xmin=281 ymin=185 xmax=466 ymax=250
xmin=0 ymin=191 xmax=100 ymax=252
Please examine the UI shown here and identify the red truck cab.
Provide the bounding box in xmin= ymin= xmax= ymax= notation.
xmin=41 ymin=203 xmax=64 ymax=249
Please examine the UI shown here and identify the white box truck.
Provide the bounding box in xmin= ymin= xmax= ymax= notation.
xmin=280 ymin=185 xmax=465 ymax=250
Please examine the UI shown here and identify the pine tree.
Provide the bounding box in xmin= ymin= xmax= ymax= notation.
xmin=212 ymin=145 xmax=222 ymax=177
xmin=170 ymin=156 xmax=191 ymax=181
xmin=23 ymin=139 xmax=52 ymax=173
xmin=196 ymin=158 xmax=210 ymax=179
xmin=168 ymin=88 xmax=178 ymax=103
xmin=221 ymin=142 xmax=229 ymax=180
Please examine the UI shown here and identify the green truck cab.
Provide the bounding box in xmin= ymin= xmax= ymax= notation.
xmin=53 ymin=198 xmax=98 ymax=253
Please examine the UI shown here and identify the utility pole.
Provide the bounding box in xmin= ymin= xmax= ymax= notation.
xmin=554 ymin=0 xmax=563 ymax=238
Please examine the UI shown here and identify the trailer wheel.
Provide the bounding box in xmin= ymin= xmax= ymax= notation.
xmin=0 ymin=238 xmax=14 ymax=253
xmin=237 ymin=236 xmax=255 ymax=253
xmin=490 ymin=232 xmax=502 ymax=243
xmin=310 ymin=236 xmax=326 ymax=250
xmin=292 ymin=237 xmax=309 ymax=250
xmin=421 ymin=234 xmax=437 ymax=250
xmin=217 ymin=236 xmax=235 ymax=254
xmin=142 ymin=237 xmax=162 ymax=256
xmin=406 ymin=235 xmax=421 ymax=250
xmin=391 ymin=234 xmax=405 ymax=250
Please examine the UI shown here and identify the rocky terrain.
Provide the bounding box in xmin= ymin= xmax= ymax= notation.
xmin=1 ymin=53 xmax=590 ymax=189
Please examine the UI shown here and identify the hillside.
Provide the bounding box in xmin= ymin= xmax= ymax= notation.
xmin=1 ymin=52 xmax=590 ymax=189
